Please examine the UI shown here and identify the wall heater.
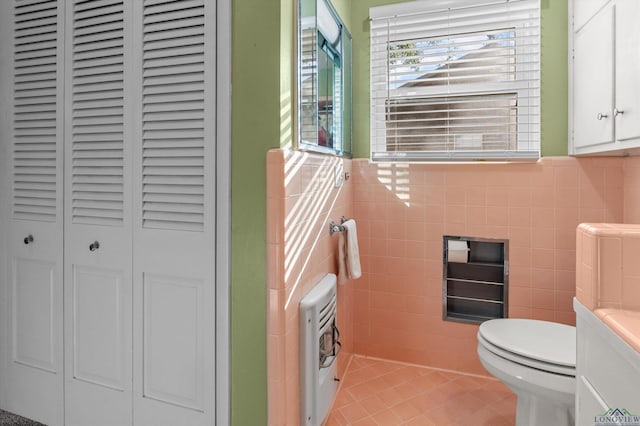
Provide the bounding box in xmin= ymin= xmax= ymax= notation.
xmin=300 ymin=273 xmax=340 ymax=426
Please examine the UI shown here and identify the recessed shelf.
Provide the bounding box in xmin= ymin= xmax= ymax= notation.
xmin=443 ymin=236 xmax=509 ymax=324
xmin=446 ymin=312 xmax=500 ymax=324
xmin=465 ymin=261 xmax=504 ymax=268
xmin=447 ymin=295 xmax=504 ymax=304
xmin=446 ymin=277 xmax=504 ymax=286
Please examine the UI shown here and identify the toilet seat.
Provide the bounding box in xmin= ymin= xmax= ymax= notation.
xmin=478 ymin=334 xmax=575 ymax=376
xmin=478 ymin=319 xmax=576 ymax=377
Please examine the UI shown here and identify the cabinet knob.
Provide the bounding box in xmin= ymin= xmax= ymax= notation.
xmin=614 ymin=108 xmax=624 ymax=117
xmin=597 ymin=112 xmax=608 ymax=120
xmin=23 ymin=234 xmax=34 ymax=245
xmin=89 ymin=241 xmax=100 ymax=252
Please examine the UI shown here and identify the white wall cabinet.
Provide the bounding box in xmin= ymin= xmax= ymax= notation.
xmin=570 ymin=0 xmax=640 ymax=155
xmin=0 ymin=1 xmax=229 ymax=425
xmin=573 ymin=0 xmax=609 ymax=32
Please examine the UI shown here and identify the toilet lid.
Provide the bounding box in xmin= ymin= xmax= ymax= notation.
xmin=478 ymin=319 xmax=576 ymax=368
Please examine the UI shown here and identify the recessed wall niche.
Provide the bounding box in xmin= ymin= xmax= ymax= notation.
xmin=443 ymin=236 xmax=509 ymax=324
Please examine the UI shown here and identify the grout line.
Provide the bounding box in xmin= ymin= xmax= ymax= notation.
xmin=335 ymin=352 xmax=356 ymax=395
xmin=349 ymin=354 xmax=501 ymax=381
xmin=327 ymin=354 xmax=516 ymax=426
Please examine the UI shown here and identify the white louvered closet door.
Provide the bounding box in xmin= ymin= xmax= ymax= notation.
xmin=3 ymin=0 xmax=221 ymax=424
xmin=63 ymin=0 xmax=133 ymax=425
xmin=3 ymin=1 xmax=65 ymax=425
xmin=132 ymin=1 xmax=216 ymax=425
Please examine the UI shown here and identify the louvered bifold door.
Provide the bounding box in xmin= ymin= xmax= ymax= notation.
xmin=3 ymin=1 xmax=65 ymax=425
xmin=63 ymin=0 xmax=133 ymax=425
xmin=132 ymin=1 xmax=216 ymax=425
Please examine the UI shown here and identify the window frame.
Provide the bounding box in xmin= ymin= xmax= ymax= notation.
xmin=369 ymin=0 xmax=541 ymax=162
xmin=297 ymin=0 xmax=352 ymax=157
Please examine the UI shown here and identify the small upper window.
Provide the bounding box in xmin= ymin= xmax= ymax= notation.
xmin=370 ymin=0 xmax=540 ymax=161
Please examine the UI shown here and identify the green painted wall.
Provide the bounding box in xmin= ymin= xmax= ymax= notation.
xmin=540 ymin=0 xmax=569 ymax=156
xmin=229 ymin=0 xmax=347 ymax=423
xmin=350 ymin=0 xmax=569 ymax=157
xmin=231 ymin=1 xmax=280 ymax=425
xmin=350 ymin=0 xmax=406 ymax=158
xmin=331 ymin=0 xmax=352 ymax=30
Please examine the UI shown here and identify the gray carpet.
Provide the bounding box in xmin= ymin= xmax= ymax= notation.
xmin=0 ymin=410 xmax=45 ymax=426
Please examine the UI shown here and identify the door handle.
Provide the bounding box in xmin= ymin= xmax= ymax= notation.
xmin=23 ymin=234 xmax=34 ymax=245
xmin=89 ymin=241 xmax=100 ymax=252
xmin=597 ymin=112 xmax=608 ymax=120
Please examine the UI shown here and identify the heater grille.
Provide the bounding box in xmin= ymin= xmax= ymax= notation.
xmin=318 ymin=294 xmax=336 ymax=332
xmin=300 ymin=273 xmax=339 ymax=426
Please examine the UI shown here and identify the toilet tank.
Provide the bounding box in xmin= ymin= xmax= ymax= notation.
xmin=299 ymin=273 xmax=339 ymax=426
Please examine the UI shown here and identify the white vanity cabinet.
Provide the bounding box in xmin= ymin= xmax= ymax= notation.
xmin=570 ymin=0 xmax=640 ymax=155
xmin=574 ymin=300 xmax=640 ymax=424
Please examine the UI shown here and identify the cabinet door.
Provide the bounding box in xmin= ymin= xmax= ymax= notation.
xmin=576 ymin=376 xmax=609 ymax=425
xmin=573 ymin=0 xmax=610 ymax=32
xmin=132 ymin=1 xmax=216 ymax=424
xmin=573 ymin=5 xmax=615 ymax=150
xmin=614 ymin=0 xmax=640 ymax=143
xmin=63 ymin=1 xmax=133 ymax=425
xmin=2 ymin=1 xmax=65 ymax=425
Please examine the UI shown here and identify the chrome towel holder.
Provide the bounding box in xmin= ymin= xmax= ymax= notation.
xmin=329 ymin=216 xmax=349 ymax=235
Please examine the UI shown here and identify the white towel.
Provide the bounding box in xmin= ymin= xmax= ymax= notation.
xmin=338 ymin=219 xmax=361 ymax=284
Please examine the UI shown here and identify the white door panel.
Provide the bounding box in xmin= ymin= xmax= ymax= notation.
xmin=72 ymin=265 xmax=126 ymax=390
xmin=64 ymin=226 xmax=132 ymax=426
xmin=134 ymin=244 xmax=214 ymax=426
xmin=63 ymin=0 xmax=132 ymax=424
xmin=573 ymin=5 xmax=614 ymax=149
xmin=143 ymin=274 xmax=205 ymax=411
xmin=615 ymin=0 xmax=640 ymax=142
xmin=132 ymin=1 xmax=215 ymax=424
xmin=3 ymin=0 xmax=65 ymax=424
xmin=13 ymin=256 xmax=56 ymax=372
xmin=573 ymin=0 xmax=610 ymax=31
xmin=7 ymin=222 xmax=63 ymax=426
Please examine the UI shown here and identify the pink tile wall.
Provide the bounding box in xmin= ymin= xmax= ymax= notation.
xmin=266 ymin=149 xmax=354 ymax=426
xmin=267 ymin=153 xmax=632 ymax=423
xmin=624 ymin=157 xmax=640 ymax=223
xmin=351 ymin=156 xmax=624 ymax=375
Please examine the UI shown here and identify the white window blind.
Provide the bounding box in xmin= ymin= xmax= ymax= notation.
xmin=370 ymin=0 xmax=540 ymax=161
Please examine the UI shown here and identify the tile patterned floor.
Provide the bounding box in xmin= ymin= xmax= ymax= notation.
xmin=326 ymin=356 xmax=516 ymax=426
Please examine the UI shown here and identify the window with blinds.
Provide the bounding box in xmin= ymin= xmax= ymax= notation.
xmin=370 ymin=0 xmax=540 ymax=161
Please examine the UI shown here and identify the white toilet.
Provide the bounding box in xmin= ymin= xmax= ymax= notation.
xmin=477 ymin=318 xmax=576 ymax=426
